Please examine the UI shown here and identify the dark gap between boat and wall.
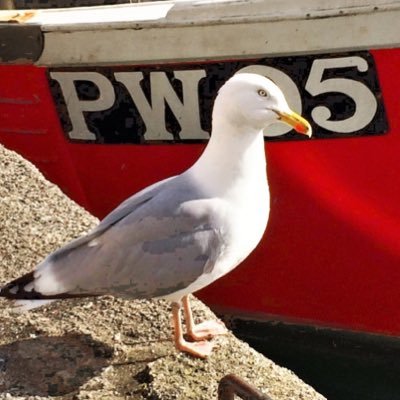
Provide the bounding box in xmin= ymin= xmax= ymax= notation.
xmin=221 ymin=316 xmax=400 ymax=400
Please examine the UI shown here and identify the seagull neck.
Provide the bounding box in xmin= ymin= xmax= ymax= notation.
xmin=188 ymin=120 xmax=267 ymax=194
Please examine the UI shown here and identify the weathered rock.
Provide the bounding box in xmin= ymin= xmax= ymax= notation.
xmin=0 ymin=144 xmax=326 ymax=399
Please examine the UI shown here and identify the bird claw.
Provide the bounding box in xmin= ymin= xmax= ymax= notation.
xmin=176 ymin=339 xmax=214 ymax=358
xmin=188 ymin=319 xmax=228 ymax=341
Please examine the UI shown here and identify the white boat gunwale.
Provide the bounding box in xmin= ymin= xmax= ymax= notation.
xmin=0 ymin=0 xmax=400 ymax=66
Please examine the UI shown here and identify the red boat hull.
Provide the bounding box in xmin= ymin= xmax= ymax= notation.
xmin=1 ymin=48 xmax=400 ymax=336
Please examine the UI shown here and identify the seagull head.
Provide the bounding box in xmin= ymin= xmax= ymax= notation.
xmin=214 ymin=73 xmax=312 ymax=137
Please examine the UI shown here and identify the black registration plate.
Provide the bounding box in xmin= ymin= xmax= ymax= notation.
xmin=49 ymin=51 xmax=388 ymax=143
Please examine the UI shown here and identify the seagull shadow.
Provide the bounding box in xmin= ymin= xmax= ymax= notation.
xmin=0 ymin=334 xmax=113 ymax=397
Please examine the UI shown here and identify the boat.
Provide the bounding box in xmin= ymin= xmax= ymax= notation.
xmin=1 ymin=1 xmax=400 ymax=396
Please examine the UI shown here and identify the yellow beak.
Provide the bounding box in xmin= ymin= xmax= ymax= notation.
xmin=276 ymin=110 xmax=312 ymax=138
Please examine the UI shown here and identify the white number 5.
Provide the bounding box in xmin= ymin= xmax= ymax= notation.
xmin=305 ymin=56 xmax=378 ymax=133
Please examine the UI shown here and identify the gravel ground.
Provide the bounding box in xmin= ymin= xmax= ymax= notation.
xmin=0 ymin=144 xmax=326 ymax=400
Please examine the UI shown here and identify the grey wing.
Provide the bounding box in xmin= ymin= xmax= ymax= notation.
xmin=33 ymin=184 xmax=225 ymax=299
xmin=98 ymin=176 xmax=175 ymax=229
xmin=49 ymin=176 xmax=175 ymax=261
xmin=95 ymin=223 xmax=221 ymax=299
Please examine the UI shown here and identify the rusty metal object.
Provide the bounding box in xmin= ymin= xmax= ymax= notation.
xmin=218 ymin=374 xmax=272 ymax=400
xmin=0 ymin=10 xmax=35 ymax=22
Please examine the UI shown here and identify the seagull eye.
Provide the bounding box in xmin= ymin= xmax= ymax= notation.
xmin=258 ymin=89 xmax=268 ymax=97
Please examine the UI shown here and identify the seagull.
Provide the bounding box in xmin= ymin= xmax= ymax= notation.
xmin=0 ymin=73 xmax=311 ymax=358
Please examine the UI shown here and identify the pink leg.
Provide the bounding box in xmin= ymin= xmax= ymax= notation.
xmin=171 ymin=301 xmax=214 ymax=358
xmin=182 ymin=295 xmax=228 ymax=342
